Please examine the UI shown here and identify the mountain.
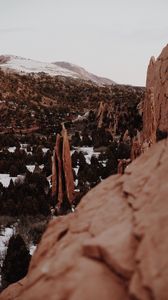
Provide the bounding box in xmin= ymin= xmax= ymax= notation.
xmin=53 ymin=61 xmax=116 ymax=86
xmin=0 ymin=55 xmax=115 ymax=86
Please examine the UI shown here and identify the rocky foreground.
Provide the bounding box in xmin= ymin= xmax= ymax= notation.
xmin=1 ymin=139 xmax=167 ymax=300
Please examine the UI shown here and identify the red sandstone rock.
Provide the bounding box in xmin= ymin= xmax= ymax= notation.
xmin=55 ymin=133 xmax=64 ymax=207
xmin=143 ymin=44 xmax=168 ymax=143
xmin=97 ymin=101 xmax=108 ymax=128
xmin=62 ymin=125 xmax=75 ymax=203
xmin=131 ymin=136 xmax=141 ymax=160
xmin=1 ymin=139 xmax=168 ymax=300
xmin=51 ymin=148 xmax=57 ymax=197
xmin=96 ymin=101 xmax=114 ymax=140
xmin=0 ymin=278 xmax=26 ymax=300
xmin=117 ymin=159 xmax=124 ymax=174
xmin=52 ymin=127 xmax=75 ymax=209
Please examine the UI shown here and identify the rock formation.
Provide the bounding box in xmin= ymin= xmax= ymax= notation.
xmin=131 ymin=136 xmax=141 ymax=160
xmin=143 ymin=44 xmax=168 ymax=143
xmin=62 ymin=125 xmax=75 ymax=203
xmin=52 ymin=125 xmax=75 ymax=211
xmin=97 ymin=101 xmax=114 ymax=135
xmin=1 ymin=138 xmax=168 ymax=300
xmin=97 ymin=101 xmax=105 ymax=128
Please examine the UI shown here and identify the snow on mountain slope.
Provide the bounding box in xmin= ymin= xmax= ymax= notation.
xmin=54 ymin=61 xmax=116 ymax=85
xmin=0 ymin=55 xmax=78 ymax=78
xmin=0 ymin=55 xmax=115 ymax=85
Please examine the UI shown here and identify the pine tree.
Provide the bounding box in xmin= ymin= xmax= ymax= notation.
xmin=1 ymin=234 xmax=31 ymax=288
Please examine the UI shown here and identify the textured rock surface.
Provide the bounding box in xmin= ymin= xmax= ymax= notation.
xmin=0 ymin=278 xmax=26 ymax=300
xmin=1 ymin=139 xmax=168 ymax=300
xmin=143 ymin=44 xmax=168 ymax=143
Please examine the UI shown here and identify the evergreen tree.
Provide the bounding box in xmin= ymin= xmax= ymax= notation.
xmin=1 ymin=234 xmax=31 ymax=288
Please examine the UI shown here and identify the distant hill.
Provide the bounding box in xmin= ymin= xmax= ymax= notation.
xmin=0 ymin=65 xmax=144 ymax=135
xmin=0 ymin=55 xmax=115 ymax=86
xmin=53 ymin=61 xmax=116 ymax=86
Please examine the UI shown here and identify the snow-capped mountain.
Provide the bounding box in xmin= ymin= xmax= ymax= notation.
xmin=0 ymin=55 xmax=115 ymax=86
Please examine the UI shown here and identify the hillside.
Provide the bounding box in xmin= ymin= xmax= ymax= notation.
xmin=54 ymin=61 xmax=116 ymax=85
xmin=0 ymin=68 xmax=144 ymax=134
xmin=0 ymin=55 xmax=115 ymax=86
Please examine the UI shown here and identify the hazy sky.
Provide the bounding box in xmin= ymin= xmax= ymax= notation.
xmin=0 ymin=0 xmax=167 ymax=86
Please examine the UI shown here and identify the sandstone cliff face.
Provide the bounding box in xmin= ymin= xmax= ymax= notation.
xmin=143 ymin=44 xmax=168 ymax=143
xmin=1 ymin=139 xmax=168 ymax=300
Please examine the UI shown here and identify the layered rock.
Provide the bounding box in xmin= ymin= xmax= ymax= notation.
xmin=1 ymin=139 xmax=168 ymax=300
xmin=52 ymin=125 xmax=75 ymax=210
xmin=143 ymin=44 xmax=168 ymax=143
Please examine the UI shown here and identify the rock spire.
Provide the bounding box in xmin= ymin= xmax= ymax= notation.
xmin=52 ymin=125 xmax=74 ymax=211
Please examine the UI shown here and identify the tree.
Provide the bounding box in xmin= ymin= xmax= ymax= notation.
xmin=9 ymin=164 xmax=18 ymax=177
xmin=1 ymin=234 xmax=31 ymax=288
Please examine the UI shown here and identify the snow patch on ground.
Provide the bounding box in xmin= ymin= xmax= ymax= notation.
xmin=29 ymin=244 xmax=36 ymax=256
xmin=26 ymin=164 xmax=44 ymax=173
xmin=26 ymin=165 xmax=35 ymax=173
xmin=21 ymin=145 xmax=49 ymax=155
xmin=42 ymin=148 xmax=50 ymax=154
xmin=72 ymin=147 xmax=100 ymax=164
xmin=0 ymin=174 xmax=17 ymax=187
xmin=73 ymin=111 xmax=89 ymax=122
xmin=0 ymin=227 xmax=14 ymax=255
xmin=8 ymin=147 xmax=16 ymax=153
xmin=0 ymin=164 xmax=44 ymax=187
xmin=47 ymin=175 xmax=52 ymax=188
xmin=73 ymin=167 xmax=79 ymax=176
xmin=0 ymin=227 xmax=15 ymax=286
xmin=20 ymin=144 xmax=32 ymax=154
xmin=0 ymin=174 xmax=26 ymax=187
xmin=74 ymin=179 xmax=78 ymax=187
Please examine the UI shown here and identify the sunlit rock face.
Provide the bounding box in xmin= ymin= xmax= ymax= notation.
xmin=143 ymin=44 xmax=168 ymax=143
xmin=1 ymin=139 xmax=168 ymax=300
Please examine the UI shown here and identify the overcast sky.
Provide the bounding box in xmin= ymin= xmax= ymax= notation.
xmin=0 ymin=0 xmax=167 ymax=86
